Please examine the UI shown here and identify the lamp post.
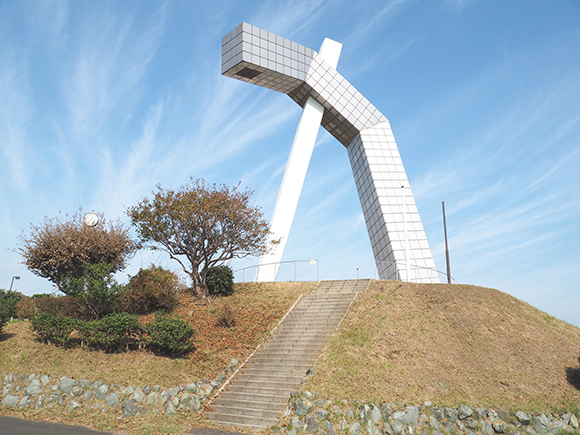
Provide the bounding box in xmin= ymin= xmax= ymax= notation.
xmin=402 ymin=185 xmax=409 ymax=282
xmin=9 ymin=276 xmax=20 ymax=291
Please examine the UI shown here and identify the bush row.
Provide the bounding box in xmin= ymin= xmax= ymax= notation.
xmin=30 ymin=311 xmax=195 ymax=356
xmin=15 ymin=265 xmax=180 ymax=321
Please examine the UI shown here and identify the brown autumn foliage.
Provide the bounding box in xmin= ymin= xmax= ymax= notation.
xmin=119 ymin=265 xmax=180 ymax=314
xmin=17 ymin=210 xmax=136 ymax=292
xmin=127 ymin=178 xmax=276 ymax=298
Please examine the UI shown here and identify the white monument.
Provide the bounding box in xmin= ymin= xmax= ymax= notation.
xmin=222 ymin=23 xmax=439 ymax=283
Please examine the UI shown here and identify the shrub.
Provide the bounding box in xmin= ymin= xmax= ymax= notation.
xmin=0 ymin=289 xmax=22 ymax=318
xmin=215 ymin=301 xmax=236 ymax=327
xmin=61 ymin=262 xmax=125 ymax=319
xmin=120 ymin=265 xmax=179 ymax=314
xmin=0 ymin=309 xmax=8 ymax=335
xmin=145 ymin=311 xmax=195 ymax=356
xmin=34 ymin=294 xmax=92 ymax=320
xmin=16 ymin=296 xmax=38 ymax=319
xmin=30 ymin=312 xmax=81 ymax=347
xmin=207 ymin=265 xmax=234 ymax=297
xmin=79 ymin=312 xmax=141 ymax=352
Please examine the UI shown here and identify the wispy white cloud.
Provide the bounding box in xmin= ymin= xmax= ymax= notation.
xmin=26 ymin=0 xmax=69 ymax=49
xmin=443 ymin=0 xmax=479 ymax=12
xmin=251 ymin=0 xmax=333 ymax=41
xmin=0 ymin=51 xmax=32 ymax=193
xmin=64 ymin=3 xmax=167 ymax=142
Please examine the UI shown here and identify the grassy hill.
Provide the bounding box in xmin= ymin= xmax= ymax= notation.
xmin=1 ymin=280 xmax=579 ymax=434
xmin=303 ymin=281 xmax=580 ymax=413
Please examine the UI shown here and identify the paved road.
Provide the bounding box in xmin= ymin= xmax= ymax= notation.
xmin=0 ymin=416 xmax=249 ymax=435
xmin=0 ymin=415 xmax=113 ymax=435
xmin=188 ymin=428 xmax=247 ymax=435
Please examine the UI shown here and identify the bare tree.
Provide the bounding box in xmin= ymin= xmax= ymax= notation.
xmin=127 ymin=179 xmax=275 ymax=298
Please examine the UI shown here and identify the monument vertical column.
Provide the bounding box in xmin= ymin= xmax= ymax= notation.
xmin=256 ymin=39 xmax=342 ymax=282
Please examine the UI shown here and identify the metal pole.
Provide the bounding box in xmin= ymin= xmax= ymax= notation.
xmin=317 ymin=260 xmax=320 ymax=282
xmin=294 ymin=261 xmax=297 ymax=282
xmin=402 ymin=186 xmax=409 ymax=282
xmin=442 ymin=201 xmax=451 ymax=284
xmin=9 ymin=276 xmax=20 ymax=291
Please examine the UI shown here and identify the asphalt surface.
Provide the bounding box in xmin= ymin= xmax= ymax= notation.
xmin=0 ymin=415 xmax=113 ymax=434
xmin=188 ymin=428 xmax=247 ymax=435
xmin=0 ymin=416 xmax=248 ymax=435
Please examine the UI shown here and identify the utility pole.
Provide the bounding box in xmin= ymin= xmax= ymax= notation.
xmin=442 ymin=202 xmax=451 ymax=284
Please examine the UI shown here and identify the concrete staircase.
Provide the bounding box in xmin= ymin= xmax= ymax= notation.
xmin=206 ymin=279 xmax=371 ymax=431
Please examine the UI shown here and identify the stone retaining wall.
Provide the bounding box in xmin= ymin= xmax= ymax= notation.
xmin=1 ymin=358 xmax=238 ymax=417
xmin=284 ymin=391 xmax=580 ymax=435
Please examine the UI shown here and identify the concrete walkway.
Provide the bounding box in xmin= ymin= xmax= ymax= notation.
xmin=205 ymin=279 xmax=370 ymax=431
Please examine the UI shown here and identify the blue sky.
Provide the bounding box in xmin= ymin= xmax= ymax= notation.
xmin=1 ymin=1 xmax=579 ymax=325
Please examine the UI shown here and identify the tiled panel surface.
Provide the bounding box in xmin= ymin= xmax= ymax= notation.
xmin=347 ymin=123 xmax=439 ymax=282
xmin=222 ymin=23 xmax=439 ymax=283
xmin=222 ymin=23 xmax=314 ymax=94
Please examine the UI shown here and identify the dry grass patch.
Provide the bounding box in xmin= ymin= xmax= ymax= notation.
xmin=0 ymin=282 xmax=314 ymax=389
xmin=304 ymin=281 xmax=580 ymax=413
xmin=0 ymin=282 xmax=315 ymax=433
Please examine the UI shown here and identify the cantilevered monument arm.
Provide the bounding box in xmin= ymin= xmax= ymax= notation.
xmin=222 ymin=23 xmax=439 ymax=283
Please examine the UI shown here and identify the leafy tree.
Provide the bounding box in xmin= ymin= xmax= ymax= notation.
xmin=127 ymin=179 xmax=275 ymax=298
xmin=18 ymin=210 xmax=136 ymax=292
xmin=60 ymin=262 xmax=125 ymax=320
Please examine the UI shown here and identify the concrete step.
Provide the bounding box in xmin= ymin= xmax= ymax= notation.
xmin=210 ymin=404 xmax=283 ymax=419
xmin=225 ymin=378 xmax=300 ymax=390
xmin=219 ymin=384 xmax=295 ymax=397
xmin=209 ymin=391 xmax=290 ymax=408
xmin=206 ymin=279 xmax=367 ymax=430
xmin=209 ymin=412 xmax=278 ymax=430
xmin=213 ymin=394 xmax=290 ymax=408
xmin=230 ymin=371 xmax=307 ymax=382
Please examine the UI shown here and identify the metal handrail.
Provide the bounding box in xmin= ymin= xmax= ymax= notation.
xmin=373 ymin=260 xmax=455 ymax=283
xmin=233 ymin=259 xmax=320 ymax=283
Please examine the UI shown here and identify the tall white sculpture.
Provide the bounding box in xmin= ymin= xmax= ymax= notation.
xmin=255 ymin=38 xmax=342 ymax=282
xmin=222 ymin=23 xmax=439 ymax=283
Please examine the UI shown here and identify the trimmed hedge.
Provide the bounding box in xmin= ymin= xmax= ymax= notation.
xmin=30 ymin=311 xmax=193 ymax=356
xmin=145 ymin=311 xmax=196 ymax=356
xmin=79 ymin=312 xmax=141 ymax=352
xmin=30 ymin=312 xmax=81 ymax=347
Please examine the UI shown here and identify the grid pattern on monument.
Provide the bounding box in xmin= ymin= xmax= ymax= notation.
xmin=286 ymin=54 xmax=388 ymax=147
xmin=221 ymin=23 xmax=440 ymax=283
xmin=348 ymin=123 xmax=438 ymax=282
xmin=222 ymin=23 xmax=314 ymax=94
xmin=222 ymin=24 xmax=387 ymax=147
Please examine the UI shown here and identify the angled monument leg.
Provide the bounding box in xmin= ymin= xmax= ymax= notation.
xmin=256 ymin=39 xmax=342 ymax=282
xmin=255 ymin=96 xmax=324 ymax=281
xmin=221 ymin=23 xmax=439 ymax=283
